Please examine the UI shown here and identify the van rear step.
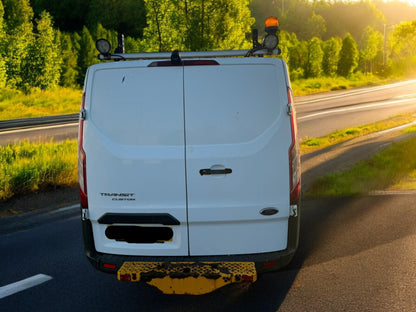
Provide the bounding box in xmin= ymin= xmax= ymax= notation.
xmin=117 ymin=261 xmax=257 ymax=295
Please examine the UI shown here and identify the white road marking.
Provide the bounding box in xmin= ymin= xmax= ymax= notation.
xmin=55 ymin=204 xmax=79 ymax=213
xmin=0 ymin=274 xmax=53 ymax=299
xmin=296 ymin=79 xmax=416 ymax=105
xmin=395 ymin=93 xmax=416 ymax=99
xmin=298 ymin=98 xmax=416 ymax=120
xmin=369 ymin=190 xmax=416 ymax=195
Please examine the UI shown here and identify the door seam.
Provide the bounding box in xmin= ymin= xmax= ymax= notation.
xmin=182 ymin=66 xmax=191 ymax=256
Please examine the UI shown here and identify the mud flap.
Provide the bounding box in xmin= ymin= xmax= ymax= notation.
xmin=117 ymin=262 xmax=257 ymax=295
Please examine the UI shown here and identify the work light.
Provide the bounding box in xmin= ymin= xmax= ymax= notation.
xmin=96 ymin=39 xmax=111 ymax=55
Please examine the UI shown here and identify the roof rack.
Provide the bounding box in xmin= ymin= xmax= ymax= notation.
xmin=95 ymin=16 xmax=282 ymax=62
xmin=97 ymin=49 xmax=281 ymax=61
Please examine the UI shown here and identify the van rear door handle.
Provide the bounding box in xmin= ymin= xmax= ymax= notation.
xmin=199 ymin=168 xmax=232 ymax=176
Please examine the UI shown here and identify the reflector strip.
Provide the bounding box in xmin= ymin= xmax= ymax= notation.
xmin=103 ymin=263 xmax=117 ymax=270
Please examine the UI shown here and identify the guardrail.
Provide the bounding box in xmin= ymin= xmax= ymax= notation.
xmin=0 ymin=113 xmax=79 ymax=130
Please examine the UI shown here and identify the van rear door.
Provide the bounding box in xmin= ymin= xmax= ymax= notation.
xmin=184 ymin=59 xmax=292 ymax=256
xmin=85 ymin=64 xmax=189 ymax=256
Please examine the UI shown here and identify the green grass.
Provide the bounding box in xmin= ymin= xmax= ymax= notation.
xmin=300 ymin=114 xmax=416 ymax=154
xmin=291 ymin=73 xmax=396 ymax=96
xmin=306 ymin=137 xmax=416 ymax=197
xmin=0 ymin=140 xmax=78 ymax=202
xmin=0 ymin=87 xmax=82 ymax=120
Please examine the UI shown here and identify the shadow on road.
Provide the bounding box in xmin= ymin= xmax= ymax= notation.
xmin=124 ymin=201 xmax=316 ymax=312
xmin=130 ymin=192 xmax=416 ymax=312
xmin=127 ymin=264 xmax=300 ymax=312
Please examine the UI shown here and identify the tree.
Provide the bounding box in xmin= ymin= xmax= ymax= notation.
xmin=304 ymin=12 xmax=327 ymax=39
xmin=86 ymin=0 xmax=146 ymax=37
xmin=281 ymin=0 xmax=314 ymax=40
xmin=0 ymin=0 xmax=7 ymax=88
xmin=390 ymin=20 xmax=416 ymax=60
xmin=75 ymin=26 xmax=97 ymax=85
xmin=389 ymin=20 xmax=416 ymax=74
xmin=58 ymin=31 xmax=78 ymax=87
xmin=32 ymin=0 xmax=147 ymax=37
xmin=288 ymin=37 xmax=307 ymax=80
xmin=322 ymin=37 xmax=341 ymax=76
xmin=3 ymin=0 xmax=34 ymax=88
xmin=278 ymin=30 xmax=293 ymax=65
xmin=142 ymin=0 xmax=176 ymax=51
xmin=317 ymin=1 xmax=385 ymax=41
xmin=303 ymin=37 xmax=323 ymax=78
xmin=21 ymin=11 xmax=61 ymax=89
xmin=337 ymin=33 xmax=359 ymax=77
xmin=31 ymin=0 xmax=91 ymax=33
xmin=94 ymin=23 xmax=117 ymax=48
xmin=359 ymin=26 xmax=383 ymax=74
xmin=142 ymin=0 xmax=254 ymax=52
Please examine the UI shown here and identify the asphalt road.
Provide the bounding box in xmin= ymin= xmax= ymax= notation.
xmin=1 ymin=193 xmax=415 ymax=311
xmin=296 ymin=79 xmax=416 ymax=139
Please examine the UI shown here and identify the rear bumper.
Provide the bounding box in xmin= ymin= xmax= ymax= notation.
xmin=81 ymin=206 xmax=300 ymax=275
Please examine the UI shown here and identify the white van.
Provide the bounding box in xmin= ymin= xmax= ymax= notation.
xmin=79 ymin=19 xmax=300 ymax=295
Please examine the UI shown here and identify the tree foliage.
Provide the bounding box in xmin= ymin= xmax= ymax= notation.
xmin=31 ymin=0 xmax=87 ymax=32
xmin=0 ymin=1 xmax=7 ymax=87
xmin=76 ymin=26 xmax=98 ymax=85
xmin=86 ymin=0 xmax=146 ymax=37
xmin=3 ymin=0 xmax=34 ymax=88
xmin=337 ymin=33 xmax=359 ymax=77
xmin=0 ymin=0 xmax=415 ymax=93
xmin=31 ymin=0 xmax=146 ymax=37
xmin=58 ymin=31 xmax=78 ymax=88
xmin=322 ymin=37 xmax=342 ymax=77
xmin=142 ymin=0 xmax=254 ymax=52
xmin=250 ymin=0 xmax=390 ymax=41
xmin=303 ymin=37 xmax=324 ymax=78
xmin=389 ymin=20 xmax=416 ymax=74
xmin=359 ymin=26 xmax=383 ymax=74
xmin=390 ymin=21 xmax=416 ymax=59
xmin=21 ymin=11 xmax=61 ymax=90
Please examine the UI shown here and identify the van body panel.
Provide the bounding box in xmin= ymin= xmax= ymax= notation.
xmin=183 ymin=61 xmax=291 ymax=255
xmin=84 ymin=65 xmax=189 ymax=256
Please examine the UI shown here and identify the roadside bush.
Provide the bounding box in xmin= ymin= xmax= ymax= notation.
xmin=0 ymin=140 xmax=78 ymax=201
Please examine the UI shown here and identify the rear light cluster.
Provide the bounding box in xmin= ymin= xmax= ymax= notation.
xmin=78 ymin=93 xmax=88 ymax=208
xmin=287 ymin=87 xmax=301 ymax=205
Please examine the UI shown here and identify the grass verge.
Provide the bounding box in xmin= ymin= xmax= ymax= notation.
xmin=305 ymin=137 xmax=416 ymax=198
xmin=0 ymin=140 xmax=78 ymax=202
xmin=0 ymin=87 xmax=82 ymax=120
xmin=291 ymin=74 xmax=397 ymax=96
xmin=300 ymin=114 xmax=416 ymax=154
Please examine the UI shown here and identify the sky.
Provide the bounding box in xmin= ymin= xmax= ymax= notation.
xmin=348 ymin=0 xmax=416 ymax=6
xmin=384 ymin=0 xmax=416 ymax=6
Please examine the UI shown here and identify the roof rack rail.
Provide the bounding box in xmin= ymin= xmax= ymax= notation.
xmin=97 ymin=49 xmax=281 ymax=61
xmin=95 ymin=16 xmax=282 ymax=62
